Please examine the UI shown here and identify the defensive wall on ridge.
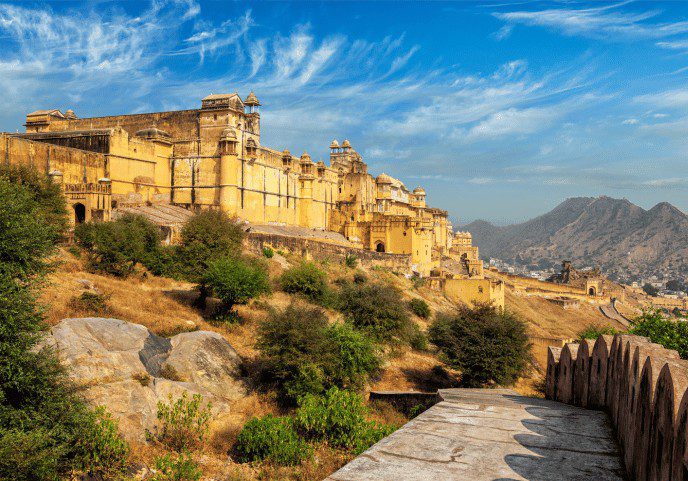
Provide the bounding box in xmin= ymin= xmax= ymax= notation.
xmin=245 ymin=231 xmax=413 ymax=272
xmin=495 ymin=270 xmax=626 ymax=303
xmin=546 ymin=334 xmax=688 ymax=480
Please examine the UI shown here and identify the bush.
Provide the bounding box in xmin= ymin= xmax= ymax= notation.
xmin=68 ymin=291 xmax=111 ymax=316
xmin=151 ymin=451 xmax=202 ymax=481
xmin=262 ymin=246 xmax=274 ymax=258
xmin=235 ymin=415 xmax=312 ymax=466
xmin=344 ymin=253 xmax=358 ymax=268
xmin=0 ymin=175 xmax=122 ymax=480
xmin=408 ymin=298 xmax=430 ymax=319
xmin=409 ymin=324 xmax=429 ymax=351
xmin=177 ymin=211 xmax=244 ymax=283
xmin=202 ymin=256 xmax=270 ymax=313
xmin=429 ymin=305 xmax=531 ymax=387
xmin=629 ymin=309 xmax=688 ymax=358
xmin=280 ymin=262 xmax=329 ymax=303
xmin=75 ymin=213 xmax=163 ymax=277
xmin=257 ymin=304 xmax=381 ymax=404
xmin=155 ymin=392 xmax=212 ymax=452
xmin=577 ymin=324 xmax=620 ymax=342
xmin=337 ymin=282 xmax=413 ymax=344
xmin=642 ymin=283 xmax=659 ymax=297
xmin=75 ymin=406 xmax=130 ymax=477
xmin=295 ymin=388 xmax=395 ymax=454
xmin=353 ymin=271 xmax=367 ymax=284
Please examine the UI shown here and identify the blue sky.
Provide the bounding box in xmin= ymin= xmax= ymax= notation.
xmin=1 ymin=1 xmax=687 ymax=224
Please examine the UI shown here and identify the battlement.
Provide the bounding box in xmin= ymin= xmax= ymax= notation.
xmin=546 ymin=334 xmax=688 ymax=480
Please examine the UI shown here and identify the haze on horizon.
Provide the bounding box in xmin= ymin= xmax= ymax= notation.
xmin=0 ymin=0 xmax=687 ymax=224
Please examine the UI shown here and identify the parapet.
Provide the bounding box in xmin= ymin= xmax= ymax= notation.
xmin=546 ymin=334 xmax=687 ymax=480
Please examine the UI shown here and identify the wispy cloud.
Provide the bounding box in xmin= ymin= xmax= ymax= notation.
xmin=494 ymin=2 xmax=688 ymax=40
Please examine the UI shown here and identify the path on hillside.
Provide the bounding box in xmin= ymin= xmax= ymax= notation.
xmin=599 ymin=302 xmax=631 ymax=327
xmin=327 ymin=389 xmax=625 ymax=481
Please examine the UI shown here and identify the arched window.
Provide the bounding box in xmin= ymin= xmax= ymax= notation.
xmin=73 ymin=203 xmax=86 ymax=224
xmin=589 ymin=287 xmax=597 ymax=296
xmin=375 ymin=242 xmax=385 ymax=253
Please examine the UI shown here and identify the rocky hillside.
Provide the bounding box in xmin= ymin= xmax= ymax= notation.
xmin=465 ymin=196 xmax=688 ymax=281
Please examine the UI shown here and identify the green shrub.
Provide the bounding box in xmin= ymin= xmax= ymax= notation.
xmin=155 ymin=392 xmax=212 ymax=452
xmin=177 ymin=211 xmax=245 ymax=283
xmin=337 ymin=282 xmax=413 ymax=344
xmin=408 ymin=298 xmax=431 ymax=319
xmin=257 ymin=305 xmax=381 ymax=404
xmin=262 ymin=246 xmax=274 ymax=258
xmin=280 ymin=262 xmax=329 ymax=303
xmin=642 ymin=283 xmax=659 ymax=297
xmin=577 ymin=324 xmax=620 ymax=342
xmin=429 ymin=305 xmax=531 ymax=387
xmin=151 ymin=451 xmax=202 ymax=481
xmin=629 ymin=309 xmax=688 ymax=358
xmin=409 ymin=324 xmax=429 ymax=351
xmin=0 ymin=175 xmax=118 ymax=480
xmin=68 ymin=291 xmax=111 ymax=316
xmin=75 ymin=213 xmax=163 ymax=277
xmin=353 ymin=271 xmax=367 ymax=284
xmin=295 ymin=387 xmax=395 ymax=454
xmin=344 ymin=253 xmax=358 ymax=268
xmin=235 ymin=415 xmax=312 ymax=466
xmin=75 ymin=406 xmax=130 ymax=477
xmin=202 ymin=256 xmax=270 ymax=313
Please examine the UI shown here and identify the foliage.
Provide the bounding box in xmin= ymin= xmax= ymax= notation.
xmin=0 ymin=175 xmax=123 ymax=480
xmin=177 ymin=211 xmax=244 ymax=283
xmin=279 ymin=262 xmax=329 ymax=303
xmin=75 ymin=406 xmax=130 ymax=477
xmin=642 ymin=283 xmax=659 ymax=297
xmin=577 ymin=324 xmax=620 ymax=342
xmin=408 ymin=298 xmax=431 ymax=319
xmin=337 ymin=282 xmax=413 ymax=344
xmin=151 ymin=451 xmax=202 ymax=481
xmin=408 ymin=324 xmax=429 ymax=351
xmin=202 ymin=255 xmax=270 ymax=312
xmin=353 ymin=271 xmax=367 ymax=284
xmin=429 ymin=305 xmax=531 ymax=387
xmin=344 ymin=253 xmax=358 ymax=268
xmin=156 ymin=392 xmax=212 ymax=452
xmin=629 ymin=309 xmax=688 ymax=358
xmin=0 ymin=176 xmax=61 ymax=282
xmin=68 ymin=291 xmax=111 ymax=316
xmin=666 ymin=279 xmax=687 ymax=293
xmin=262 ymin=246 xmax=274 ymax=259
xmin=257 ymin=305 xmax=381 ymax=405
xmin=75 ymin=213 xmax=163 ymax=277
xmin=0 ymin=164 xmax=68 ymax=248
xmin=234 ymin=415 xmax=312 ymax=466
xmin=294 ymin=387 xmax=395 ymax=454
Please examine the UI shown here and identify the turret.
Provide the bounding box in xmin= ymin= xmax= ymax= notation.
xmin=282 ymin=149 xmax=293 ymax=170
xmin=244 ymin=91 xmax=261 ymax=114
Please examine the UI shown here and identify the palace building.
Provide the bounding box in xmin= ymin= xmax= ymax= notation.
xmin=0 ymin=91 xmax=482 ymax=276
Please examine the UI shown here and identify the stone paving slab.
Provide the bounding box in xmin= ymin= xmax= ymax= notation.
xmin=326 ymin=388 xmax=626 ymax=481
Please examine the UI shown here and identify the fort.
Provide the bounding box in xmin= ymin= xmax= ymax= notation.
xmin=1 ymin=91 xmax=501 ymax=305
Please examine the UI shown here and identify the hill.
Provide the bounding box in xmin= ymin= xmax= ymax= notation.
xmin=464 ymin=196 xmax=688 ymax=282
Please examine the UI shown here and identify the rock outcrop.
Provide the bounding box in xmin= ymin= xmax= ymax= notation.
xmin=45 ymin=318 xmax=245 ymax=441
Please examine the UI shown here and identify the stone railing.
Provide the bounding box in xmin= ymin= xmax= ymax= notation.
xmin=546 ymin=334 xmax=688 ymax=480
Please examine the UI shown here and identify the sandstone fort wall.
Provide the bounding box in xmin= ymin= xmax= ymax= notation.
xmin=546 ymin=334 xmax=688 ymax=480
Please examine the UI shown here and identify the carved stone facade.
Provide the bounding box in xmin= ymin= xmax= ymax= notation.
xmin=6 ymin=91 xmax=483 ymax=275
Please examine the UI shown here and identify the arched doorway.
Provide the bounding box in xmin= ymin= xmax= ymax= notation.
xmin=375 ymin=242 xmax=385 ymax=253
xmin=73 ymin=203 xmax=86 ymax=224
xmin=589 ymin=287 xmax=597 ymax=296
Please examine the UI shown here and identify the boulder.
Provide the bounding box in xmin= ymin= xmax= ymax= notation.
xmin=46 ymin=318 xmax=246 ymax=441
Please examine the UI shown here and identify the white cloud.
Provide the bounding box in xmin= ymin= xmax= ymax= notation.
xmin=622 ymin=118 xmax=639 ymax=125
xmin=494 ymin=3 xmax=688 ymax=40
xmin=466 ymin=107 xmax=559 ymax=140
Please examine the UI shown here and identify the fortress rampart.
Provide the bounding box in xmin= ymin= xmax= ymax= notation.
xmin=546 ymin=334 xmax=688 ymax=480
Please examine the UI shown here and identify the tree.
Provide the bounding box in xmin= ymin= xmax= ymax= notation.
xmin=337 ymin=282 xmax=413 ymax=344
xmin=202 ymin=256 xmax=270 ymax=313
xmin=643 ymin=283 xmax=659 ymax=297
xmin=177 ymin=211 xmax=245 ymax=283
xmin=629 ymin=309 xmax=688 ymax=358
xmin=429 ymin=305 xmax=531 ymax=387
xmin=0 ymin=175 xmax=128 ymax=480
xmin=75 ymin=213 xmax=163 ymax=277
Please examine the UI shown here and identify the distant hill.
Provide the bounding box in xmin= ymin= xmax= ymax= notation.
xmin=464 ymin=196 xmax=688 ymax=281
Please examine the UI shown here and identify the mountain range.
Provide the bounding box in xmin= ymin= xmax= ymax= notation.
xmin=463 ymin=196 xmax=688 ymax=282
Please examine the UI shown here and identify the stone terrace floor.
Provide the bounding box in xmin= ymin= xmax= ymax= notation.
xmin=327 ymin=389 xmax=626 ymax=481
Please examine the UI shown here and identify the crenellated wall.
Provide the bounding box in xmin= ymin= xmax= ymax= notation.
xmin=546 ymin=334 xmax=688 ymax=480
